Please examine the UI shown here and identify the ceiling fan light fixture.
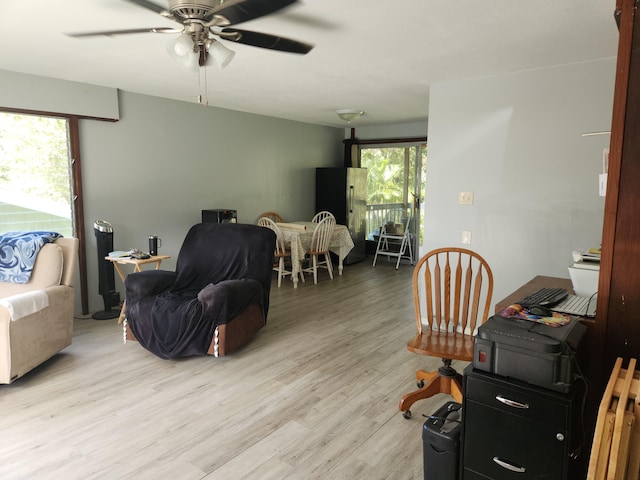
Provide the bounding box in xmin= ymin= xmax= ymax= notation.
xmin=166 ymin=33 xmax=199 ymax=72
xmin=167 ymin=33 xmax=193 ymax=57
xmin=336 ymin=109 xmax=365 ymax=123
xmin=209 ymin=39 xmax=236 ymax=69
xmin=177 ymin=51 xmax=199 ymax=72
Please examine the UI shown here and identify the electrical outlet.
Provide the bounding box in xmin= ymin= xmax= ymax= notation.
xmin=461 ymin=230 xmax=472 ymax=245
xmin=459 ymin=191 xmax=474 ymax=205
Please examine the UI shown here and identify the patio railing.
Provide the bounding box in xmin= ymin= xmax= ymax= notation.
xmin=365 ymin=203 xmax=412 ymax=240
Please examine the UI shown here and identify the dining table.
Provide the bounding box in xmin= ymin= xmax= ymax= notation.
xmin=276 ymin=221 xmax=355 ymax=288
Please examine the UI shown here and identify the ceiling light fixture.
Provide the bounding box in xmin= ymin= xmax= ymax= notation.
xmin=336 ymin=109 xmax=365 ymax=123
xmin=167 ymin=33 xmax=199 ymax=72
xmin=167 ymin=33 xmax=235 ymax=70
xmin=66 ymin=0 xmax=312 ymax=75
xmin=208 ymin=39 xmax=235 ymax=69
xmin=166 ymin=32 xmax=236 ymax=106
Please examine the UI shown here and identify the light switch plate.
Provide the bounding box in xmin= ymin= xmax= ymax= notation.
xmin=461 ymin=230 xmax=472 ymax=245
xmin=459 ymin=192 xmax=474 ymax=205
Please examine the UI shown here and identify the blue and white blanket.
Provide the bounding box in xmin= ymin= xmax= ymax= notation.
xmin=0 ymin=231 xmax=62 ymax=284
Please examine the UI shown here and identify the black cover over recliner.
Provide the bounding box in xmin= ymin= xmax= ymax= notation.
xmin=124 ymin=222 xmax=276 ymax=359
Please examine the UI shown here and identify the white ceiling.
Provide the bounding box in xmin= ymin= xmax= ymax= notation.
xmin=0 ymin=0 xmax=619 ymax=128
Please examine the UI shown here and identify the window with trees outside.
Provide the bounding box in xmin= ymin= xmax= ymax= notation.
xmin=0 ymin=112 xmax=75 ymax=235
xmin=0 ymin=109 xmax=90 ymax=315
xmin=360 ymin=142 xmax=427 ymax=248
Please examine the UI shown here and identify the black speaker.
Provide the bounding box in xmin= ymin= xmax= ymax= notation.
xmin=92 ymin=220 xmax=120 ymax=320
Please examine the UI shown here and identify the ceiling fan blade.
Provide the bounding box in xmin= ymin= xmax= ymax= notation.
xmin=220 ymin=28 xmax=313 ymax=54
xmin=66 ymin=27 xmax=182 ymax=38
xmin=124 ymin=0 xmax=170 ymax=16
xmin=209 ymin=0 xmax=298 ymax=26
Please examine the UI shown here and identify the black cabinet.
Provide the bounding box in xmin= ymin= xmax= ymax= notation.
xmin=201 ymin=209 xmax=237 ymax=223
xmin=462 ymin=366 xmax=581 ymax=480
xmin=315 ymin=168 xmax=367 ymax=264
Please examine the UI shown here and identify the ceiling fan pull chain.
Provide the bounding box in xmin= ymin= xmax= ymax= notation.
xmin=203 ymin=67 xmax=209 ymax=106
xmin=197 ymin=66 xmax=209 ymax=106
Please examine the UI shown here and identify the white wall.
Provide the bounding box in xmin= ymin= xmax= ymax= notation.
xmin=424 ymin=58 xmax=615 ymax=305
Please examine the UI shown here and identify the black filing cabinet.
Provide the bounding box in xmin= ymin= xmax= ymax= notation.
xmin=462 ymin=366 xmax=581 ymax=480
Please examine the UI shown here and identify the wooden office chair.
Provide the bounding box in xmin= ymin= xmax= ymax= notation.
xmin=257 ymin=217 xmax=303 ymax=287
xmin=399 ymin=247 xmax=493 ymax=419
xmin=311 ymin=210 xmax=335 ymax=223
xmin=303 ymin=215 xmax=336 ymax=284
xmin=258 ymin=211 xmax=284 ymax=223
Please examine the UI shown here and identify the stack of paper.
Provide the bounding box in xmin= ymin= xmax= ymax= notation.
xmin=572 ymin=248 xmax=601 ymax=264
xmin=108 ymin=250 xmax=132 ymax=258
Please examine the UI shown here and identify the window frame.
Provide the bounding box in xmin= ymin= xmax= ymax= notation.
xmin=351 ymin=135 xmax=427 ymax=248
xmin=0 ymin=106 xmax=117 ymax=315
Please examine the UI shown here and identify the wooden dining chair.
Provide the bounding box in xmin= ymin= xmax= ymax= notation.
xmin=399 ymin=247 xmax=493 ymax=419
xmin=303 ymin=215 xmax=336 ymax=284
xmin=258 ymin=211 xmax=284 ymax=223
xmin=257 ymin=217 xmax=303 ymax=287
xmin=311 ymin=210 xmax=334 ymax=223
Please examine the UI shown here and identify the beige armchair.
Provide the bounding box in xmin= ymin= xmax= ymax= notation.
xmin=0 ymin=237 xmax=78 ymax=384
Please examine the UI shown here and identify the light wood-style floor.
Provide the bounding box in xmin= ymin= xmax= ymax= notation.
xmin=1 ymin=258 xmax=464 ymax=480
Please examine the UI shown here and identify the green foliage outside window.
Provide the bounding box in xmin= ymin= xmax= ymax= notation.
xmin=0 ymin=113 xmax=71 ymax=205
xmin=360 ymin=145 xmax=426 ymax=206
xmin=361 ymin=144 xmax=427 ymax=243
xmin=0 ymin=112 xmax=73 ymax=235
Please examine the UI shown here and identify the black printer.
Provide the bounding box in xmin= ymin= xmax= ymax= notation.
xmin=473 ymin=315 xmax=586 ymax=393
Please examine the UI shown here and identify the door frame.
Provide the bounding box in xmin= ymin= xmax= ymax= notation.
xmin=354 ymin=135 xmax=427 ymax=260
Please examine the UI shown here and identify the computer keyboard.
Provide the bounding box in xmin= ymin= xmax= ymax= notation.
xmin=517 ymin=287 xmax=569 ymax=308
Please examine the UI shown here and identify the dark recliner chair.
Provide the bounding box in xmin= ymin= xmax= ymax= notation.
xmin=124 ymin=223 xmax=276 ymax=359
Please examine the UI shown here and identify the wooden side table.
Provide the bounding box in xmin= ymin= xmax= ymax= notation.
xmin=104 ymin=255 xmax=170 ymax=324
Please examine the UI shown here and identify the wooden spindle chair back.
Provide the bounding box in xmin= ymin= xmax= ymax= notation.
xmin=258 ymin=211 xmax=284 ymax=223
xmin=399 ymin=247 xmax=493 ymax=419
xmin=415 ymin=248 xmax=493 ymax=340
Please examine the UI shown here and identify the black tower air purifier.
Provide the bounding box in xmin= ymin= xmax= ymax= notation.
xmin=92 ymin=220 xmax=121 ymax=320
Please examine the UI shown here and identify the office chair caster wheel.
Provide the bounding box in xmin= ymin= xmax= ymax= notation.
xmin=417 ymin=380 xmax=424 ymax=388
xmin=402 ymin=410 xmax=412 ymax=419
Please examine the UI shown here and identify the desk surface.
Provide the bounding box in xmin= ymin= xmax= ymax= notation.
xmin=495 ymin=275 xmax=594 ymax=324
xmin=495 ymin=275 xmax=573 ymax=313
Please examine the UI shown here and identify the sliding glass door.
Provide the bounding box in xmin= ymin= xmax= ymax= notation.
xmin=360 ymin=142 xmax=426 ymax=259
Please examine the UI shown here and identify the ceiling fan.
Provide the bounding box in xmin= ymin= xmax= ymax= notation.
xmin=66 ymin=0 xmax=314 ymax=68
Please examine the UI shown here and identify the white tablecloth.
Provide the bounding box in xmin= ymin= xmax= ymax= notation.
xmin=278 ymin=221 xmax=355 ymax=287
